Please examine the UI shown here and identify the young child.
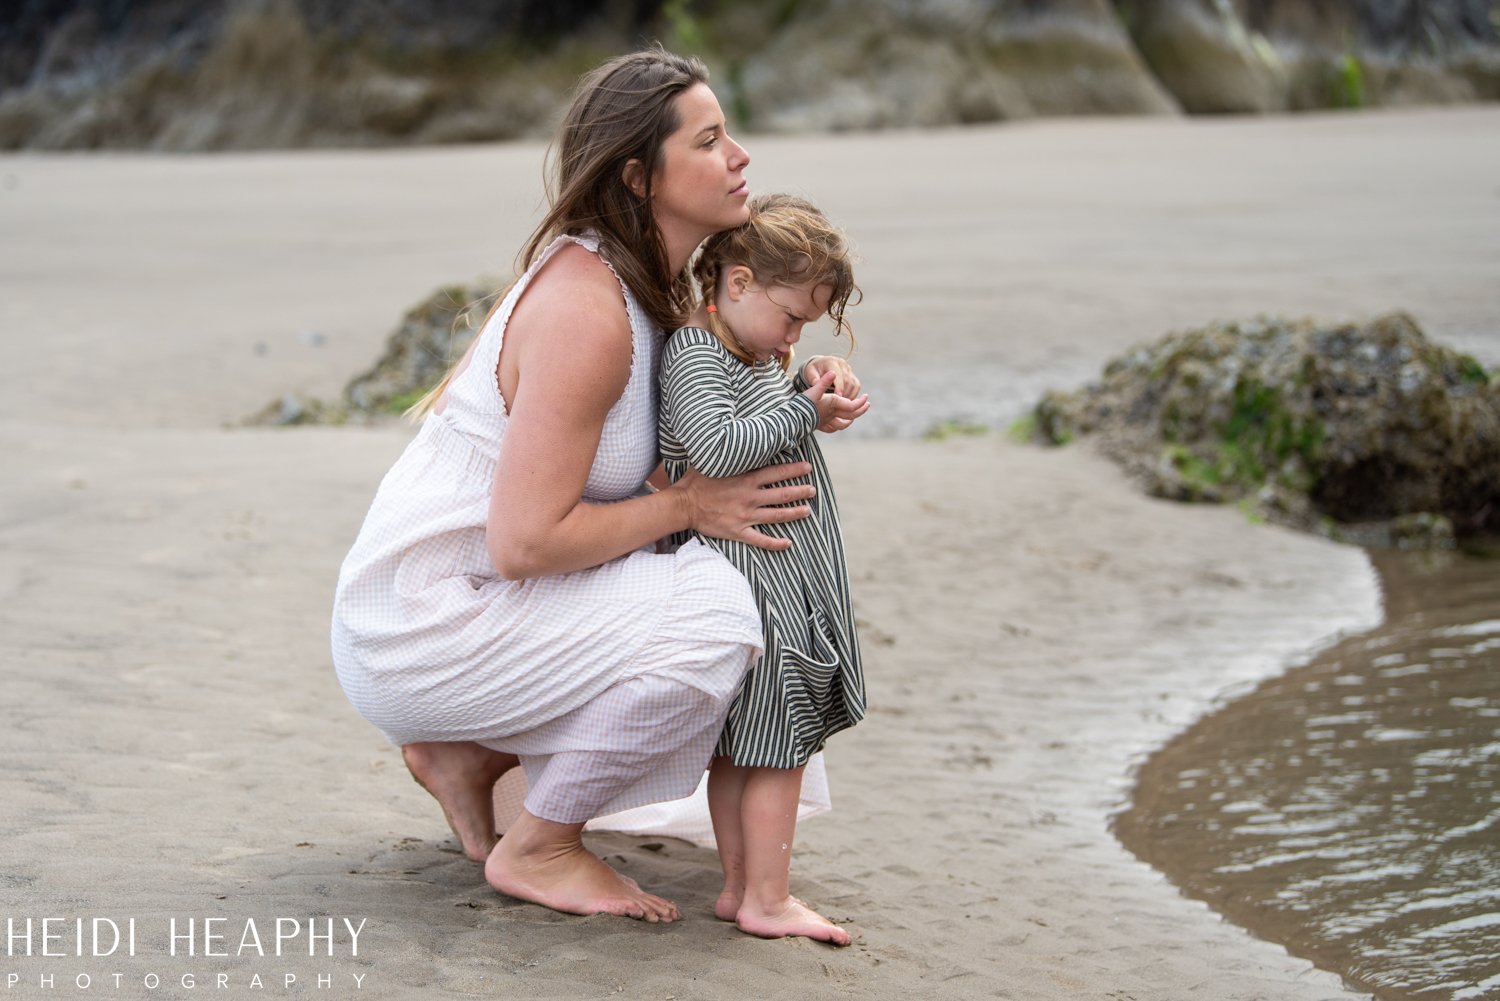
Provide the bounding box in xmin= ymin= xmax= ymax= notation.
xmin=658 ymin=193 xmax=870 ymax=945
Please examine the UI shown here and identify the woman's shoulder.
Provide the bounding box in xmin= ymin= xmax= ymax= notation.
xmin=529 ymin=240 xmax=624 ymax=300
xmin=515 ymin=243 xmax=630 ymax=333
xmin=504 ymin=240 xmax=633 ymax=378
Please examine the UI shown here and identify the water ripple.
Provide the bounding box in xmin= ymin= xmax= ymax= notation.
xmin=1115 ymin=549 xmax=1500 ymax=1001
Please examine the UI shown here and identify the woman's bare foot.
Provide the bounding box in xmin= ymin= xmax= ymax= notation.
xmin=485 ymin=811 xmax=680 ymax=923
xmin=736 ymin=897 xmax=850 ymax=946
xmin=401 ymin=742 xmax=517 ymax=862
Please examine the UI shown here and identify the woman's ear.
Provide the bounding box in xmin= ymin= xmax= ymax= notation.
xmin=725 ymin=265 xmax=755 ymax=301
xmin=621 ymin=159 xmax=647 ymax=199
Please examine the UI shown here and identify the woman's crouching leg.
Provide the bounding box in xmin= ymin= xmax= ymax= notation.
xmin=483 ymin=639 xmax=755 ymax=923
xmin=400 ymin=741 xmax=519 ymax=862
xmin=521 ymin=667 xmax=745 ymax=825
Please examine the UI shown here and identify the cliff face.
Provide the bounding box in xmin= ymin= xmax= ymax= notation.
xmin=1121 ymin=0 xmax=1500 ymax=113
xmin=2 ymin=0 xmax=1496 ymax=150
xmin=0 ymin=0 xmax=635 ymax=149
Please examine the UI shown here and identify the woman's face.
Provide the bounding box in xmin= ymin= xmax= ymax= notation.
xmin=648 ymin=83 xmax=751 ymax=260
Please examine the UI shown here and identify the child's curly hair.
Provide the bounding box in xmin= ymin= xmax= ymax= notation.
xmin=693 ymin=193 xmax=860 ymax=372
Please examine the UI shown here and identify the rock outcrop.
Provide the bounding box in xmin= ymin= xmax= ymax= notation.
xmin=0 ymin=0 xmax=606 ymax=150
xmin=1119 ymin=0 xmax=1500 ymax=113
xmin=1030 ymin=312 xmax=1500 ymax=546
xmin=725 ymin=0 xmax=1179 ymax=132
xmin=3 ymin=0 xmax=1497 ymax=151
xmin=252 ymin=280 xmax=495 ymax=425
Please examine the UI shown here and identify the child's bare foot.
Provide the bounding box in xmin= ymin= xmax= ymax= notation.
xmin=716 ymin=886 xmax=812 ymax=922
xmin=401 ymin=742 xmax=517 ymax=862
xmin=485 ymin=813 xmax=680 ymax=923
xmin=736 ymin=897 xmax=850 ymax=946
xmin=714 ymin=886 xmax=742 ymax=922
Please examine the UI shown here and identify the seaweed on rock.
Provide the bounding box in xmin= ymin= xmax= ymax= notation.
xmin=1031 ymin=311 xmax=1500 ymax=547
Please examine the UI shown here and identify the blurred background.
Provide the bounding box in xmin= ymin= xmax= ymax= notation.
xmin=4 ymin=0 xmax=1498 ymax=151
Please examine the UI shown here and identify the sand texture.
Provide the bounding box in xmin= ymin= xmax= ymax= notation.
xmin=4 ymin=107 xmax=1498 ymax=999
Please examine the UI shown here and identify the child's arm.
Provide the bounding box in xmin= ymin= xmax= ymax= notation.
xmin=662 ymin=337 xmax=823 ymax=479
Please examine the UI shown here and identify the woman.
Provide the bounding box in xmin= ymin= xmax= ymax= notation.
xmin=330 ymin=48 xmax=867 ymax=924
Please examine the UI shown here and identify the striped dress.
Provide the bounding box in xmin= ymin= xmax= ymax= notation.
xmin=659 ymin=326 xmax=866 ymax=769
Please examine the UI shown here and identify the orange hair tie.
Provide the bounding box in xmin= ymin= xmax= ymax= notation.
xmin=705 ymin=304 xmax=718 ymax=313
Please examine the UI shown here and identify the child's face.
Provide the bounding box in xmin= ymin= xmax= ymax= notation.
xmin=725 ymin=277 xmax=833 ymax=363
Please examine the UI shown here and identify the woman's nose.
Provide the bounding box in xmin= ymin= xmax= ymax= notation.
xmin=727 ymin=136 xmax=749 ymax=171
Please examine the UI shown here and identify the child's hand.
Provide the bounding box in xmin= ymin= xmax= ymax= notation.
xmin=802 ymin=370 xmax=871 ymax=433
xmin=800 ymin=355 xmax=861 ymax=398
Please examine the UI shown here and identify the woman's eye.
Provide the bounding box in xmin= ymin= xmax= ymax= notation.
xmin=703 ymin=135 xmax=718 ymax=148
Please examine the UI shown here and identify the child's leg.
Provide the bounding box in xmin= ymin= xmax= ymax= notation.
xmin=734 ymin=765 xmax=851 ymax=946
xmin=707 ymin=756 xmax=750 ymax=920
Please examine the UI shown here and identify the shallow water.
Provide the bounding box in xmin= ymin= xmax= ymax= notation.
xmin=1115 ymin=547 xmax=1500 ymax=1001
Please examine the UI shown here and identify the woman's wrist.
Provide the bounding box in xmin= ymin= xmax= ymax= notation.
xmin=662 ymin=474 xmax=697 ymax=534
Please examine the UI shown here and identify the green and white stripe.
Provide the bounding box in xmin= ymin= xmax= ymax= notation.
xmin=659 ymin=326 xmax=866 ymax=769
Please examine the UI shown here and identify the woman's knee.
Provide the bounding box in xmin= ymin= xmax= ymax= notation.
xmin=594 ymin=675 xmax=727 ymax=751
xmin=671 ymin=542 xmax=759 ymax=622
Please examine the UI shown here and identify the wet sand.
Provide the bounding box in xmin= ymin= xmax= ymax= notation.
xmin=4 ymin=106 xmax=1498 ymax=998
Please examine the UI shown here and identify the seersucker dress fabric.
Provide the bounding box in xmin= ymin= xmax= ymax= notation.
xmin=331 ymin=233 xmax=775 ymax=827
xmin=659 ymin=326 xmax=866 ymax=769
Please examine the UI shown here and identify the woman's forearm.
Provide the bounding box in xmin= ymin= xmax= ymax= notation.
xmin=487 ymin=487 xmax=688 ymax=581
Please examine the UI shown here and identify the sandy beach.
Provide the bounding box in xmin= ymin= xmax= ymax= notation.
xmin=4 ymin=106 xmax=1497 ymax=999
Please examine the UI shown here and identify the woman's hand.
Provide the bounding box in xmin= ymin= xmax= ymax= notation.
xmin=800 ymin=355 xmax=869 ymax=433
xmin=672 ymin=461 xmax=817 ymax=551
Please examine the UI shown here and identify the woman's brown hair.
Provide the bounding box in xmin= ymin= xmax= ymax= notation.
xmin=694 ymin=193 xmax=860 ymax=372
xmin=408 ymin=47 xmax=709 ymax=419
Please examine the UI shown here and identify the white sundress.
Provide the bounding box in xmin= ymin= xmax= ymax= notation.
xmin=330 ymin=233 xmax=830 ymax=839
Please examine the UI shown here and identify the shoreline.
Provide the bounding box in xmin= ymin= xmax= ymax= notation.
xmin=818 ymin=433 xmax=1384 ymax=999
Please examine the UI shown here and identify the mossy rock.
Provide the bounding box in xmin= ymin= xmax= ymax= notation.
xmin=1028 ymin=311 xmax=1500 ymax=544
xmin=343 ymin=282 xmax=497 ymax=413
xmin=252 ymin=279 xmax=497 ymax=425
